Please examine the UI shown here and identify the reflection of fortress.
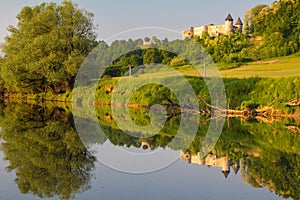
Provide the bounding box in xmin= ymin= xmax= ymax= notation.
xmin=182 ymin=13 xmax=243 ymax=39
xmin=180 ymin=151 xmax=240 ymax=178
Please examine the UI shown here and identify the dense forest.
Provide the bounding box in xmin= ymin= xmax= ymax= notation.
xmin=0 ymin=0 xmax=299 ymax=95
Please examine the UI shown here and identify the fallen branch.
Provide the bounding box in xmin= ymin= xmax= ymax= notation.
xmin=161 ymin=94 xmax=180 ymax=107
xmin=286 ymin=99 xmax=300 ymax=107
xmin=286 ymin=125 xmax=300 ymax=133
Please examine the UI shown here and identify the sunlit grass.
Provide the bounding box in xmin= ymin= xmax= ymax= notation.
xmin=111 ymin=54 xmax=300 ymax=79
xmin=220 ymin=55 xmax=300 ymax=78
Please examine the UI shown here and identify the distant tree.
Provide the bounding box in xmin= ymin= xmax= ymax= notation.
xmin=161 ymin=37 xmax=169 ymax=44
xmin=0 ymin=57 xmax=4 ymax=93
xmin=151 ymin=36 xmax=161 ymax=45
xmin=134 ymin=38 xmax=143 ymax=45
xmin=249 ymin=4 xmax=268 ymax=34
xmin=170 ymin=55 xmax=187 ymax=66
xmin=0 ymin=1 xmax=98 ymax=94
xmin=142 ymin=48 xmax=162 ymax=64
xmin=144 ymin=37 xmax=150 ymax=43
xmin=244 ymin=9 xmax=254 ymax=34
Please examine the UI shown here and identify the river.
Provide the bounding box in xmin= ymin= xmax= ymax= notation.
xmin=0 ymin=102 xmax=298 ymax=200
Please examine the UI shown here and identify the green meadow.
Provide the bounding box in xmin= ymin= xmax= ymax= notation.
xmin=178 ymin=54 xmax=300 ymax=78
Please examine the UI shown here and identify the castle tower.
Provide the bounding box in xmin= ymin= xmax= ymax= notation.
xmin=222 ymin=170 xmax=230 ymax=178
xmin=225 ymin=13 xmax=234 ymax=35
xmin=180 ymin=151 xmax=192 ymax=163
xmin=235 ymin=17 xmax=243 ymax=33
xmin=141 ymin=141 xmax=150 ymax=150
xmin=232 ymin=160 xmax=241 ymax=175
xmin=182 ymin=27 xmax=194 ymax=39
xmin=221 ymin=157 xmax=231 ymax=178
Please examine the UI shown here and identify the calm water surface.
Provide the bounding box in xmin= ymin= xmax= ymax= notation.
xmin=0 ymin=102 xmax=298 ymax=200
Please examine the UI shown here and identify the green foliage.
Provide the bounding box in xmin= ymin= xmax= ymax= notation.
xmin=170 ymin=55 xmax=187 ymax=66
xmin=142 ymin=48 xmax=163 ymax=64
xmin=0 ymin=103 xmax=96 ymax=200
xmin=195 ymin=33 xmax=253 ymax=65
xmin=195 ymin=0 xmax=300 ymax=64
xmin=0 ymin=1 xmax=97 ymax=94
xmin=90 ymin=103 xmax=300 ymax=199
xmin=88 ymin=75 xmax=300 ymax=114
xmin=0 ymin=57 xmax=4 ymax=94
xmin=246 ymin=0 xmax=300 ymax=59
xmin=1 ymin=100 xmax=299 ymax=199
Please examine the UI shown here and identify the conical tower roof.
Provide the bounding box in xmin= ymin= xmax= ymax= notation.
xmin=225 ymin=13 xmax=233 ymax=21
xmin=222 ymin=170 xmax=230 ymax=178
xmin=235 ymin=17 xmax=243 ymax=25
xmin=232 ymin=165 xmax=240 ymax=174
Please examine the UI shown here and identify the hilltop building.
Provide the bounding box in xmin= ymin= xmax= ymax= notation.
xmin=180 ymin=151 xmax=240 ymax=178
xmin=182 ymin=13 xmax=243 ymax=39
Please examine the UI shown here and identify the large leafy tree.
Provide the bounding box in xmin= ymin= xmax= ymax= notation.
xmin=0 ymin=1 xmax=98 ymax=94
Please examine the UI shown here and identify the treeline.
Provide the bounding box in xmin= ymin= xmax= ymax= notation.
xmin=0 ymin=0 xmax=299 ymax=95
xmin=95 ymin=38 xmax=201 ymax=77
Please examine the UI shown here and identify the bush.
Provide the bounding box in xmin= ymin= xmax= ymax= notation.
xmin=170 ymin=56 xmax=187 ymax=67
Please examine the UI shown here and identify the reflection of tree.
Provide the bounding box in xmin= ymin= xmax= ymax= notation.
xmin=76 ymin=103 xmax=300 ymax=199
xmin=0 ymin=103 xmax=95 ymax=200
xmin=95 ymin=105 xmax=177 ymax=150
xmin=183 ymin=118 xmax=300 ymax=199
xmin=242 ymin=150 xmax=300 ymax=200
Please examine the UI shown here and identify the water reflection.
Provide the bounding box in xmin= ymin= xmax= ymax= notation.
xmin=0 ymin=103 xmax=96 ymax=200
xmin=180 ymin=152 xmax=240 ymax=178
xmin=0 ymin=102 xmax=299 ymax=199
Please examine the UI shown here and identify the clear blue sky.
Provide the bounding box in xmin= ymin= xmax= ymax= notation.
xmin=0 ymin=0 xmax=275 ymax=42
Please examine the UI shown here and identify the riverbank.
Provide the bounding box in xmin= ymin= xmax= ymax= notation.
xmin=91 ymin=76 xmax=299 ymax=115
xmin=3 ymin=76 xmax=299 ymax=116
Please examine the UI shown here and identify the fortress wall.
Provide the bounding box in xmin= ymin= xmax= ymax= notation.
xmin=207 ymin=25 xmax=226 ymax=36
xmin=194 ymin=26 xmax=204 ymax=37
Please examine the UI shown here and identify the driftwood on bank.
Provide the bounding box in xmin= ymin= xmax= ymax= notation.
xmin=286 ymin=125 xmax=300 ymax=133
xmin=161 ymin=94 xmax=180 ymax=107
xmin=160 ymin=94 xmax=299 ymax=120
xmin=200 ymin=99 xmax=288 ymax=120
xmin=161 ymin=94 xmax=207 ymax=115
xmin=286 ymin=99 xmax=300 ymax=107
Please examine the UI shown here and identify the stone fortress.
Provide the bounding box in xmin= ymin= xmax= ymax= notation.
xmin=182 ymin=13 xmax=243 ymax=39
xmin=180 ymin=151 xmax=240 ymax=178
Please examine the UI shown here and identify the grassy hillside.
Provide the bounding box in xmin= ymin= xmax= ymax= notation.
xmin=221 ymin=54 xmax=300 ymax=78
xmin=179 ymin=54 xmax=300 ymax=78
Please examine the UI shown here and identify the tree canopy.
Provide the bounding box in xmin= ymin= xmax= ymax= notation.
xmin=244 ymin=0 xmax=300 ymax=58
xmin=0 ymin=1 xmax=98 ymax=94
